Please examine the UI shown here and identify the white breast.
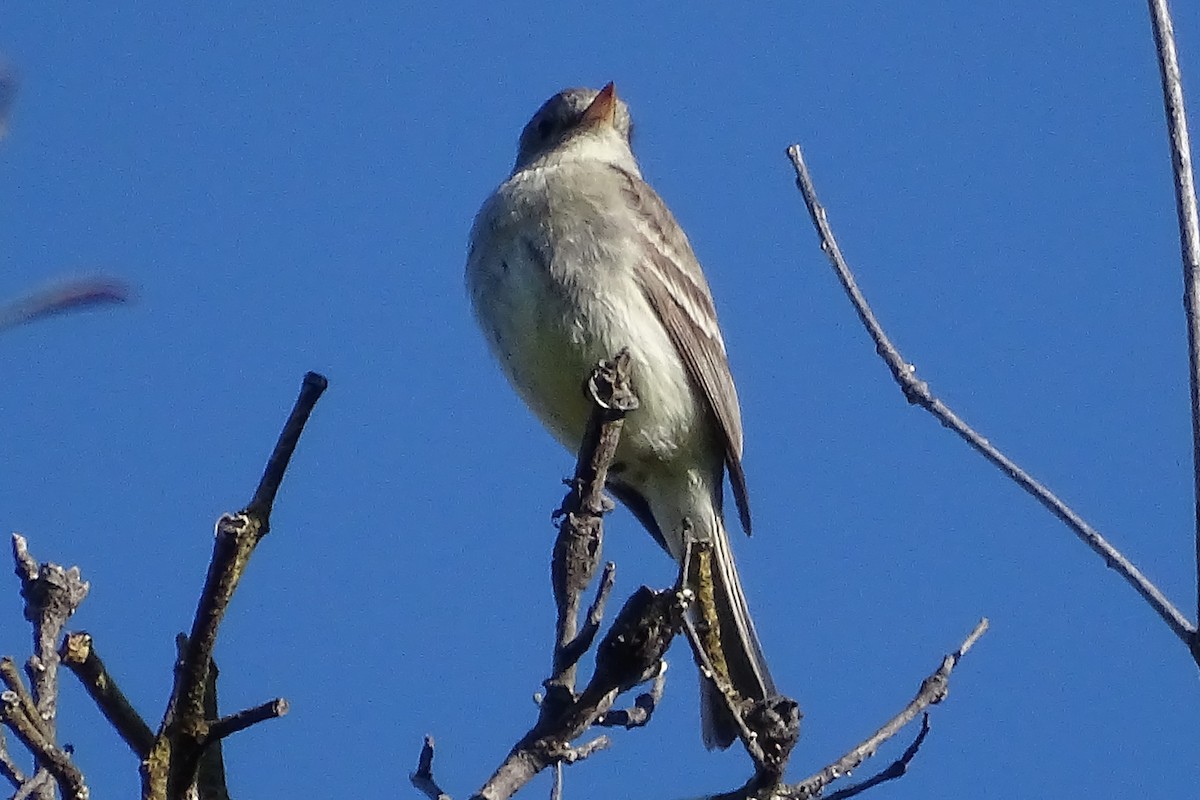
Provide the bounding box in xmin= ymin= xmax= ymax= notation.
xmin=466 ymin=162 xmax=708 ymax=470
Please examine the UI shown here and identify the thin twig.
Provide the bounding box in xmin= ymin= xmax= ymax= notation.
xmin=547 ymin=736 xmax=609 ymax=764
xmin=783 ymin=619 xmax=988 ymax=799
xmin=244 ymin=371 xmax=328 ymax=528
xmin=595 ymin=662 xmax=667 ymax=729
xmin=821 ymin=714 xmax=930 ymax=800
xmin=1146 ymin=0 xmax=1200 ymax=658
xmin=786 ymin=143 xmax=1197 ymax=648
xmin=556 ymin=563 xmax=617 ymax=672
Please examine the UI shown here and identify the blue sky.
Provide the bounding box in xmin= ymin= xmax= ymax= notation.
xmin=3 ymin=3 xmax=1199 ymax=798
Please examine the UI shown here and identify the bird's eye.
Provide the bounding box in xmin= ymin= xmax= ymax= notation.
xmin=536 ymin=117 xmax=555 ymax=140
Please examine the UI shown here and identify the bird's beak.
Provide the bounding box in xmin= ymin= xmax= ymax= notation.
xmin=581 ymin=82 xmax=618 ymax=128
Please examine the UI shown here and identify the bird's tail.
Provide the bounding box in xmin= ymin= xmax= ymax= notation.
xmin=696 ymin=516 xmax=776 ymax=750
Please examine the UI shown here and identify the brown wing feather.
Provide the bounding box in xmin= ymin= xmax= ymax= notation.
xmin=611 ymin=166 xmax=752 ymax=534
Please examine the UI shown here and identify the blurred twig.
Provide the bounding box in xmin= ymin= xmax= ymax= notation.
xmin=0 ymin=60 xmax=16 ymax=140
xmin=0 ymin=277 xmax=129 ymax=332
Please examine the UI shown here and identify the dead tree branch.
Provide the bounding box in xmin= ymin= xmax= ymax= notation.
xmin=6 ymin=535 xmax=90 ymax=800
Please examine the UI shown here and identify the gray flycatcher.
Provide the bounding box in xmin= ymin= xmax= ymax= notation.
xmin=466 ymin=82 xmax=775 ymax=749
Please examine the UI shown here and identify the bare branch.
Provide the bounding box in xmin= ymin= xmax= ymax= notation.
xmin=474 ymin=586 xmax=679 ymax=800
xmin=678 ymin=571 xmax=763 ymax=764
xmin=821 ymin=714 xmax=930 ymax=800
xmin=1 ymin=691 xmax=88 ymax=800
xmin=782 ymin=619 xmax=989 ymax=799
xmin=0 ymin=659 xmax=44 ymax=739
xmin=60 ymin=632 xmax=155 ymax=757
xmin=9 ymin=535 xmax=89 ymax=800
xmin=141 ymin=372 xmax=326 ymax=800
xmin=786 ymin=142 xmax=1197 ymax=649
xmin=11 ymin=535 xmax=89 ymax=736
xmin=193 ymin=638 xmax=230 ymax=800
xmin=555 ymin=563 xmax=616 ymax=675
xmin=205 ymin=698 xmax=289 ymax=744
xmin=546 ymin=349 xmax=638 ymax=709
xmin=0 ymin=731 xmax=26 ymax=788
xmin=243 ymin=371 xmax=328 ymax=529
xmin=675 ymin=539 xmax=800 ymax=787
xmin=451 ymin=352 xmax=681 ymax=800
xmin=595 ymin=661 xmax=667 ymax=730
xmin=546 ymin=736 xmax=609 ymax=765
xmin=1145 ymin=0 xmax=1200 ymax=658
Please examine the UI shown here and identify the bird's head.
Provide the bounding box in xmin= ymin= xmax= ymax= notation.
xmin=513 ymin=83 xmax=635 ymax=172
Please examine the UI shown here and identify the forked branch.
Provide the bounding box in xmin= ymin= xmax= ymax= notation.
xmin=140 ymin=372 xmax=325 ymax=799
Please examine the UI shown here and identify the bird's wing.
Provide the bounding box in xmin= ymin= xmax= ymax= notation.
xmin=611 ymin=166 xmax=752 ymax=534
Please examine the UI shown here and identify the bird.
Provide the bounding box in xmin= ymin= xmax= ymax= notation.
xmin=465 ymin=82 xmax=775 ymax=749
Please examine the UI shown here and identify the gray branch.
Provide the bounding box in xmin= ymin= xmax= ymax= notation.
xmin=786 ymin=142 xmax=1197 ymax=653
xmin=1145 ymin=0 xmax=1200 ymax=658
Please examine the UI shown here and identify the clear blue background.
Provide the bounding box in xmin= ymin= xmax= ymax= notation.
xmin=3 ymin=3 xmax=1198 ymax=798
